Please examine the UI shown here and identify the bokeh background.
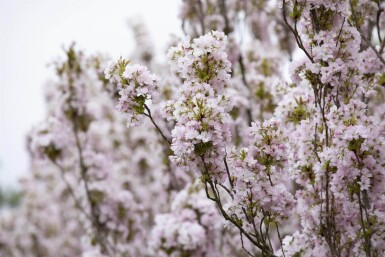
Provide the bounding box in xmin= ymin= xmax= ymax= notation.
xmin=0 ymin=0 xmax=181 ymax=188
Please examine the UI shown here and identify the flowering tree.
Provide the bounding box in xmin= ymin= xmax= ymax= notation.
xmin=1 ymin=1 xmax=385 ymax=257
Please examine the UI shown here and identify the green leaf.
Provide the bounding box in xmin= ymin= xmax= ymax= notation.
xmin=194 ymin=141 xmax=213 ymax=156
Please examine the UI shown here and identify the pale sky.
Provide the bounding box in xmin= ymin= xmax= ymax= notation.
xmin=0 ymin=0 xmax=181 ymax=188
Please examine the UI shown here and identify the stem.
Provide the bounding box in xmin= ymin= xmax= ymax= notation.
xmin=240 ymin=231 xmax=257 ymax=257
xmin=223 ymin=155 xmax=234 ymax=188
xmin=376 ymin=2 xmax=383 ymax=44
xmin=197 ymin=0 xmax=205 ymax=35
xmin=200 ymin=156 xmax=277 ymax=257
xmin=358 ymin=191 xmax=372 ymax=257
xmin=238 ymin=54 xmax=253 ymax=125
xmin=51 ymin=159 xmax=92 ymax=220
xmin=282 ymin=0 xmax=315 ymax=63
xmin=276 ymin=222 xmax=286 ymax=257
xmin=72 ymin=124 xmax=109 ymax=254
xmin=144 ymin=104 xmax=172 ymax=145
xmin=219 ymin=0 xmax=231 ymax=35
xmin=350 ymin=0 xmax=385 ymax=65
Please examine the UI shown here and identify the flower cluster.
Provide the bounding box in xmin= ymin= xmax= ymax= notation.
xmin=149 ymin=184 xmax=215 ymax=256
xmin=167 ymin=30 xmax=231 ymax=92
xmin=3 ymin=1 xmax=385 ymax=257
xmin=228 ymin=119 xmax=295 ymax=234
xmin=149 ymin=182 xmax=243 ymax=257
xmin=279 ymin=0 xmax=385 ymax=255
xmin=274 ymin=82 xmax=316 ymax=127
xmin=0 ymin=47 xmax=171 ymax=257
xmin=325 ymin=101 xmax=385 ymax=255
xmin=166 ymin=31 xmax=232 ymax=178
xmin=81 ymin=186 xmax=145 ymax=256
xmin=105 ymin=60 xmax=160 ymax=126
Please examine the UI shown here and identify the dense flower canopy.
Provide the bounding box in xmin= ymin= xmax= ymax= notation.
xmin=1 ymin=1 xmax=385 ymax=257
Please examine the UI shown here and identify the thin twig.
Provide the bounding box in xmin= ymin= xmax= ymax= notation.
xmin=276 ymin=223 xmax=286 ymax=257
xmin=223 ymin=154 xmax=234 ymax=188
xmin=282 ymin=0 xmax=315 ymax=63
xmin=51 ymin=159 xmax=92 ymax=220
xmin=350 ymin=0 xmax=385 ymax=65
xmin=240 ymin=231 xmax=257 ymax=257
xmin=313 ymin=123 xmax=321 ymax=162
xmin=200 ymin=156 xmax=276 ymax=257
xmin=72 ymin=125 xmax=110 ymax=254
xmin=144 ymin=104 xmax=172 ymax=145
xmin=238 ymin=54 xmax=253 ymax=125
xmin=376 ymin=2 xmax=383 ymax=44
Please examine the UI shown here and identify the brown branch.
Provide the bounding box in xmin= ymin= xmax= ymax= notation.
xmin=144 ymin=104 xmax=172 ymax=145
xmin=276 ymin=222 xmax=286 ymax=257
xmin=72 ymin=123 xmax=110 ymax=254
xmin=200 ymin=156 xmax=277 ymax=257
xmin=219 ymin=0 xmax=231 ymax=35
xmin=349 ymin=0 xmax=385 ymax=65
xmin=51 ymin=159 xmax=92 ymax=220
xmin=376 ymin=2 xmax=383 ymax=44
xmin=223 ymin=154 xmax=234 ymax=188
xmin=240 ymin=231 xmax=257 ymax=257
xmin=358 ymin=191 xmax=372 ymax=257
xmin=238 ymin=54 xmax=253 ymax=125
xmin=282 ymin=0 xmax=315 ymax=63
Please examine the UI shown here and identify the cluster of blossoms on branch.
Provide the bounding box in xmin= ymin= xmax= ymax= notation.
xmin=2 ymin=0 xmax=385 ymax=257
xmin=166 ymin=31 xmax=233 ymax=176
xmin=105 ymin=61 xmax=160 ymax=127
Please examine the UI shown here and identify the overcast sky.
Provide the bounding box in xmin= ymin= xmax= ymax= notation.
xmin=0 ymin=0 xmax=181 ymax=188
